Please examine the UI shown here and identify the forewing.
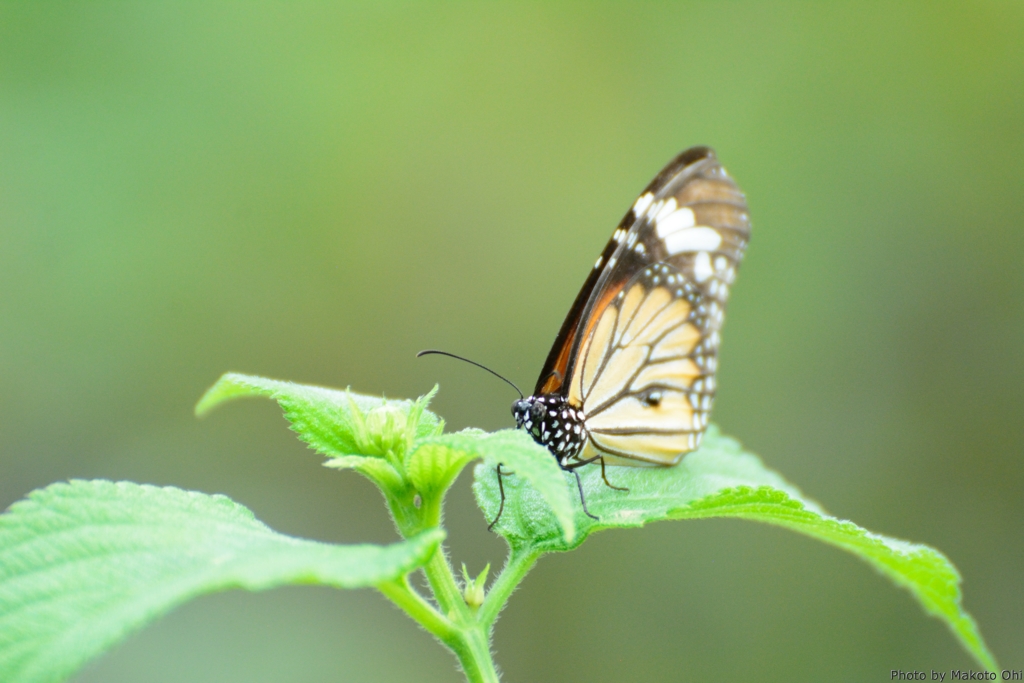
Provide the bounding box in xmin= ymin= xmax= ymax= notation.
xmin=596 ymin=147 xmax=749 ymax=340
xmin=536 ymin=147 xmax=749 ymax=398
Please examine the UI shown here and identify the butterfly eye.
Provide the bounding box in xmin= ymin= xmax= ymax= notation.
xmin=640 ymin=389 xmax=663 ymax=407
xmin=511 ymin=399 xmax=526 ymax=426
xmin=530 ymin=402 xmax=547 ymax=423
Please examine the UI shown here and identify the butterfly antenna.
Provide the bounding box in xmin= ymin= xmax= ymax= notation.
xmin=416 ymin=349 xmax=524 ymax=399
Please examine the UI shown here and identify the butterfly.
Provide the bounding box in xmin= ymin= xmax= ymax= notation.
xmin=504 ymin=146 xmax=751 ymax=521
xmin=420 ymin=146 xmax=750 ymax=525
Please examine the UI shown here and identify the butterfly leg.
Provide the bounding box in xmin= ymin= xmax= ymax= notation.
xmin=487 ymin=463 xmax=512 ymax=531
xmin=599 ymin=456 xmax=629 ymax=492
xmin=571 ymin=468 xmax=599 ymax=521
xmin=564 ymin=454 xmax=627 ymax=491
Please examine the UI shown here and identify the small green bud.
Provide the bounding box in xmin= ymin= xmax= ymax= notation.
xmin=461 ymin=563 xmax=490 ymax=609
xmin=364 ymin=403 xmax=410 ymax=457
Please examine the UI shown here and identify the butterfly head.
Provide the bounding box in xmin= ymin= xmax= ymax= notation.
xmin=512 ymin=397 xmax=545 ymax=434
xmin=512 ymin=394 xmax=587 ymax=464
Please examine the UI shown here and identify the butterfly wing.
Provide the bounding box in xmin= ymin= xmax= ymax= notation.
xmin=547 ymin=147 xmax=750 ymax=465
xmin=572 ymin=263 xmax=711 ymax=465
xmin=534 ymin=147 xmax=748 ymax=397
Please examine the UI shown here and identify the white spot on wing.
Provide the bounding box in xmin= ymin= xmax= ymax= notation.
xmin=664 ymin=227 xmax=722 ymax=254
xmin=654 ymin=197 xmax=678 ymax=223
xmin=633 ymin=192 xmax=654 ymax=218
xmin=655 ymin=207 xmax=696 ymax=238
xmin=693 ymin=251 xmax=713 ymax=282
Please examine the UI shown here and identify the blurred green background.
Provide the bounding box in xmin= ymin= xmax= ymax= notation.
xmin=2 ymin=3 xmax=1022 ymax=681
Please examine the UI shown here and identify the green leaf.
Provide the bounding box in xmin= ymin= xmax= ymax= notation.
xmin=0 ymin=480 xmax=445 ymax=683
xmin=473 ymin=425 xmax=997 ymax=671
xmin=324 ymin=455 xmax=405 ymax=491
xmin=448 ymin=429 xmax=576 ymax=542
xmin=475 ymin=425 xmax=815 ymax=552
xmin=406 ymin=432 xmax=483 ymax=500
xmin=195 ymin=373 xmax=442 ymax=459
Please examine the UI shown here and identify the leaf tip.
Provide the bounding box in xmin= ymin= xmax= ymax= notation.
xmin=194 ymin=372 xmax=243 ymax=417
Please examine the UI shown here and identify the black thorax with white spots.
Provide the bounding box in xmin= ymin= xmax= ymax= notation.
xmin=512 ymin=395 xmax=587 ymax=467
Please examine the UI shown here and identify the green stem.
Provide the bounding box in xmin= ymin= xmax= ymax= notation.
xmin=387 ymin=495 xmax=501 ymax=682
xmin=420 ymin=546 xmax=501 ymax=683
xmin=479 ymin=548 xmax=539 ymax=630
xmin=450 ymin=624 xmax=500 ymax=683
xmin=421 ymin=546 xmax=466 ymax=616
xmin=377 ymin=576 xmax=454 ymax=641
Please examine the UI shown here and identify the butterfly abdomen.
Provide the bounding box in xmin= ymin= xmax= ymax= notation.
xmin=512 ymin=395 xmax=587 ymax=467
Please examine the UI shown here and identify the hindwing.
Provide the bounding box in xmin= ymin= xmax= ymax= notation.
xmin=571 ymin=263 xmax=712 ymax=465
